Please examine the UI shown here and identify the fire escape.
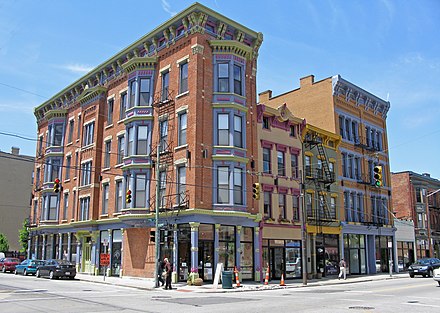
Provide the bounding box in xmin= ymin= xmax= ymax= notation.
xmin=149 ymin=89 xmax=189 ymax=222
xmin=303 ymin=132 xmax=336 ymax=228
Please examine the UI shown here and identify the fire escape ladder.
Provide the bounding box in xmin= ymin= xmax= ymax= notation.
xmin=313 ymin=179 xmax=332 ymax=220
xmin=316 ymin=142 xmax=334 ymax=185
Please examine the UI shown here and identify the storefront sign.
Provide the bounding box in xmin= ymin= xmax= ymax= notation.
xmin=100 ymin=253 xmax=110 ymax=266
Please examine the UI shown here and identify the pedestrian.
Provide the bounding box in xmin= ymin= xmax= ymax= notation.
xmin=338 ymin=258 xmax=347 ymax=280
xmin=164 ymin=257 xmax=172 ymax=290
xmin=157 ymin=259 xmax=165 ymax=287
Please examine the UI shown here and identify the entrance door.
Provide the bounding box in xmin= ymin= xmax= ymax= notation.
xmin=270 ymin=247 xmax=284 ymax=279
xmin=82 ymin=241 xmax=92 ymax=273
xmin=198 ymin=241 xmax=214 ymax=281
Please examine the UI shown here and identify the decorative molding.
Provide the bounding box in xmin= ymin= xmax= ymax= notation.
xmin=191 ymin=43 xmax=205 ymax=55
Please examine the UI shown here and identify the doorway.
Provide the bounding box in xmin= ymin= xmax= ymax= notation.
xmin=198 ymin=241 xmax=214 ymax=281
xmin=270 ymin=247 xmax=284 ymax=279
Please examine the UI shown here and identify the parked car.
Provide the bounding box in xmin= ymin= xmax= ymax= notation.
xmin=408 ymin=258 xmax=440 ymax=278
xmin=0 ymin=257 xmax=21 ymax=273
xmin=433 ymin=268 xmax=440 ymax=286
xmin=14 ymin=259 xmax=44 ymax=276
xmin=36 ymin=259 xmax=76 ymax=280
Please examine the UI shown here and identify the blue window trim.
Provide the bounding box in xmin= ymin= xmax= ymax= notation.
xmin=212 ymin=161 xmax=247 ymax=208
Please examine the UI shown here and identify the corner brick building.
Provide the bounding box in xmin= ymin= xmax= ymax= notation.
xmin=30 ymin=3 xmax=263 ymax=281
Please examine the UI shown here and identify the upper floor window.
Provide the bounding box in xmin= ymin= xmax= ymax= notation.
xmin=68 ymin=120 xmax=74 ymax=143
xmin=119 ymin=92 xmax=127 ymax=120
xmin=129 ymin=81 xmax=136 ymax=108
xmin=159 ymin=119 xmax=168 ymax=152
xmin=81 ymin=161 xmax=92 ymax=186
xmin=47 ymin=158 xmax=61 ymax=182
xmin=217 ymin=166 xmax=229 ymax=204
xmin=107 ymin=98 xmax=114 ymax=125
xmin=65 ymin=156 xmax=71 ymax=180
xmin=292 ymin=195 xmax=299 ymax=221
xmin=178 ymin=112 xmax=187 ymax=146
xmin=263 ymin=148 xmax=271 ymax=174
xmin=177 ymin=165 xmax=186 ymax=205
xmin=264 ymin=192 xmax=272 ymax=218
xmin=289 ymin=125 xmax=296 ymax=137
xmin=159 ymin=171 xmax=167 ymax=208
xmin=139 ymin=78 xmax=151 ymax=106
xmin=234 ymin=115 xmax=243 ymax=148
xmin=233 ymin=65 xmax=242 ymax=95
xmin=262 ymin=116 xmax=270 ymax=130
xmin=48 ymin=195 xmax=58 ymax=220
xmin=279 ymin=194 xmax=286 ymax=219
xmin=233 ymin=168 xmax=243 ymax=205
xmin=63 ymin=193 xmax=69 ymax=220
xmin=161 ymin=71 xmax=169 ymax=101
xmin=83 ymin=122 xmax=94 ymax=146
xmin=291 ymin=154 xmax=298 ymax=178
xmin=104 ymin=141 xmax=111 ymax=168
xmin=306 ymin=193 xmax=313 ymax=217
xmin=117 ymin=136 xmax=125 ymax=164
xmin=137 ymin=126 xmax=148 ymax=155
xmin=218 ymin=63 xmax=229 ymax=92
xmin=115 ymin=180 xmax=123 ymax=212
xmin=305 ymin=155 xmax=311 ymax=177
xmin=79 ymin=197 xmax=90 ymax=221
xmin=102 ymin=184 xmax=109 ymax=214
xmin=38 ymin=136 xmax=44 ymax=155
xmin=135 ymin=174 xmax=146 ymax=207
xmin=77 ymin=115 xmax=81 ymax=140
xmin=277 ymin=151 xmax=285 ymax=176
xmin=127 ymin=127 xmax=134 ymax=156
xmin=179 ymin=62 xmax=188 ymax=94
xmin=49 ymin=123 xmax=64 ymax=147
xmin=218 ymin=114 xmax=229 ymax=146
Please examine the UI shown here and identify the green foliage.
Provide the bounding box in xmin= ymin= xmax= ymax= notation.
xmin=19 ymin=218 xmax=30 ymax=253
xmin=0 ymin=233 xmax=9 ymax=252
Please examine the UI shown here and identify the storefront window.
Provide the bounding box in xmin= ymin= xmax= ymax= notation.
xmin=345 ymin=234 xmax=366 ymax=275
xmin=178 ymin=224 xmax=191 ymax=281
xmin=240 ymin=227 xmax=254 ymax=280
xmin=112 ymin=230 xmax=122 ymax=277
xmin=219 ymin=225 xmax=235 ymax=270
xmin=285 ymin=240 xmax=301 ymax=278
xmin=99 ymin=230 xmax=109 ymax=275
xmin=199 ymin=224 xmax=214 ymax=281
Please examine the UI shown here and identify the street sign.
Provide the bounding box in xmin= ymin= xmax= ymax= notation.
xmin=100 ymin=253 xmax=110 ymax=266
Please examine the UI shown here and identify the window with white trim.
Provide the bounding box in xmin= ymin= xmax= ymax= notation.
xmin=135 ymin=174 xmax=146 ymax=207
xmin=264 ymin=192 xmax=272 ymax=218
xmin=68 ymin=120 xmax=74 ymax=143
xmin=218 ymin=113 xmax=229 ymax=146
xmin=217 ymin=166 xmax=229 ymax=204
xmin=233 ymin=168 xmax=243 ymax=205
xmin=178 ymin=112 xmax=187 ymax=146
xmin=81 ymin=161 xmax=92 ymax=186
xmin=102 ymin=184 xmax=109 ymax=214
xmin=179 ymin=61 xmax=188 ymax=94
xmin=233 ymin=64 xmax=242 ymax=95
xmin=119 ymin=92 xmax=127 ymax=120
xmin=107 ymin=98 xmax=114 ymax=125
xmin=159 ymin=119 xmax=168 ymax=153
xmin=117 ymin=135 xmax=125 ymax=164
xmin=234 ymin=115 xmax=243 ymax=148
xmin=263 ymin=148 xmax=271 ymax=174
xmin=218 ymin=63 xmax=229 ymax=92
xmin=137 ymin=125 xmax=148 ymax=155
xmin=83 ymin=122 xmax=94 ymax=146
xmin=65 ymin=156 xmax=71 ymax=180
xmin=115 ymin=180 xmax=123 ymax=212
xmin=104 ymin=141 xmax=111 ymax=168
xmin=139 ymin=78 xmax=151 ymax=106
xmin=79 ymin=197 xmax=90 ymax=221
xmin=177 ymin=165 xmax=186 ymax=205
xmin=63 ymin=193 xmax=69 ymax=220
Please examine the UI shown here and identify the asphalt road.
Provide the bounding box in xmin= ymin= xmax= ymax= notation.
xmin=0 ymin=272 xmax=439 ymax=313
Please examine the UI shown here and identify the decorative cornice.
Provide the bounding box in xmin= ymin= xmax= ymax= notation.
xmin=191 ymin=43 xmax=205 ymax=55
xmin=44 ymin=109 xmax=67 ymax=120
xmin=78 ymin=86 xmax=108 ymax=105
xmin=122 ymin=56 xmax=158 ymax=73
xmin=209 ymin=40 xmax=254 ymax=60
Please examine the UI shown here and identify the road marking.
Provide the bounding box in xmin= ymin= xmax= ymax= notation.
xmin=0 ymin=296 xmax=65 ymax=303
xmin=405 ymin=302 xmax=440 ymax=308
xmin=338 ymin=299 xmax=364 ymax=302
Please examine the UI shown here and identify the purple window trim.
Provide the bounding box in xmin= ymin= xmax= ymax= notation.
xmin=260 ymin=140 xmax=273 ymax=149
xmin=277 ymin=186 xmax=289 ymax=194
xmin=289 ymin=147 xmax=301 ymax=155
xmin=262 ymin=184 xmax=274 ymax=192
xmin=291 ymin=188 xmax=301 ymax=196
xmin=276 ymin=144 xmax=287 ymax=152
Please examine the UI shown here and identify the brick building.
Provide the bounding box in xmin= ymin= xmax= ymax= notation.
xmin=392 ymin=171 xmax=440 ymax=259
xmin=260 ymin=74 xmax=395 ymax=275
xmin=30 ymin=3 xmax=263 ymax=281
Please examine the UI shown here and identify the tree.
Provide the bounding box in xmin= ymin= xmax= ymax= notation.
xmin=0 ymin=233 xmax=9 ymax=252
xmin=19 ymin=218 xmax=29 ymax=253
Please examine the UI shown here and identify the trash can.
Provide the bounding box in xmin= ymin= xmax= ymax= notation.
xmin=221 ymin=270 xmax=233 ymax=289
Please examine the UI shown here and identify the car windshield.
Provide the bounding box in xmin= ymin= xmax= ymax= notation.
xmin=415 ymin=259 xmax=431 ymax=265
xmin=7 ymin=258 xmax=20 ymax=262
xmin=55 ymin=260 xmax=73 ymax=266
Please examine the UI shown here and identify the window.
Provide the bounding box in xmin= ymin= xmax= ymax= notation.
xmin=234 ymin=115 xmax=243 ymax=148
xmin=119 ymin=92 xmax=127 ymax=120
xmin=65 ymin=156 xmax=71 ymax=180
xmin=115 ymin=181 xmax=123 ymax=212
xmin=279 ymin=194 xmax=286 ymax=219
xmin=137 ymin=126 xmax=148 ymax=155
xmin=139 ymin=78 xmax=150 ymax=106
xmin=161 ymin=71 xmax=169 ymax=101
xmin=329 ymin=162 xmax=334 ymax=174
xmin=48 ymin=195 xmax=58 ymax=220
xmin=79 ymin=197 xmax=90 ymax=221
xmin=127 ymin=127 xmax=134 ymax=156
xmin=68 ymin=120 xmax=74 ymax=143
xmin=218 ymin=166 xmax=229 ymax=204
xmin=104 ymin=141 xmax=111 ymax=168
xmin=49 ymin=123 xmax=63 ymax=146
xmin=135 ymin=174 xmax=146 ymax=207
xmin=159 ymin=171 xmax=167 ymax=208
xmin=159 ymin=119 xmax=168 ymax=152
xmin=264 ymin=192 xmax=272 ymax=218
xmin=277 ymin=151 xmax=285 ymax=176
xmin=342 ymin=153 xmax=347 ymax=177
xmin=351 ymin=120 xmax=357 ymax=142
xmin=177 ymin=166 xmax=186 ymax=205
xmin=129 ymin=80 xmax=136 ymax=108
xmin=344 ymin=119 xmax=350 ymax=141
xmin=102 ymin=184 xmax=109 ymax=214
xmin=178 ymin=112 xmax=187 ymax=146
xmin=72 ymin=190 xmax=76 ymax=220
xmin=347 ymin=155 xmax=353 ymax=178
xmin=263 ymin=148 xmax=271 ymax=174
xmin=179 ymin=61 xmax=188 ymax=94
xmin=77 ymin=115 xmax=81 ymax=140
xmin=291 ymin=154 xmax=298 ymax=178
xmin=50 ymin=159 xmax=61 ymax=182
xmin=218 ymin=63 xmax=229 ymax=92
xmin=81 ymin=161 xmax=92 ymax=186
xmin=233 ymin=64 xmax=242 ymax=95
xmin=354 ymin=157 xmax=359 ymax=180
xmin=107 ymin=98 xmax=114 ymax=125
xmin=306 ymin=193 xmax=313 ymax=217
xmin=339 ymin=116 xmax=344 ymax=138
xmin=330 ymin=197 xmax=336 ymax=218
xmin=262 ymin=116 xmax=270 ymax=129
xmin=117 ymin=136 xmax=125 ymax=164
xmin=218 ymin=114 xmax=229 ymax=146
xmin=38 ymin=136 xmax=43 ymax=155
xmin=32 ymin=200 xmax=38 ymax=224
xmin=289 ymin=125 xmax=296 ymax=137
xmin=63 ymin=193 xmax=69 ymax=220
xmin=75 ymin=151 xmax=79 ymax=178
xmin=83 ymin=122 xmax=95 ymax=146
xmin=305 ymin=156 xmax=311 ymax=176
xmin=234 ymin=168 xmax=243 ymax=205
xmin=292 ymin=195 xmax=299 ymax=221
xmin=35 ymin=168 xmax=40 ymax=188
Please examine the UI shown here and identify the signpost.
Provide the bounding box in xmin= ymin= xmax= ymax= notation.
xmin=101 ymin=239 xmax=109 ymax=281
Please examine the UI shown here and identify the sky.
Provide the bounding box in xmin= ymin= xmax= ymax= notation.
xmin=0 ymin=0 xmax=439 ymax=179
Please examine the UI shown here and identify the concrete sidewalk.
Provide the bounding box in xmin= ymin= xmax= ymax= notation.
xmin=75 ymin=272 xmax=409 ymax=293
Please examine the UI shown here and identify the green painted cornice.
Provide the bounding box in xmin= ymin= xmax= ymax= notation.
xmin=209 ymin=40 xmax=253 ymax=60
xmin=212 ymin=102 xmax=248 ymax=112
xmin=44 ymin=109 xmax=67 ymax=120
xmin=78 ymin=85 xmax=107 ymax=105
xmin=122 ymin=56 xmax=158 ymax=73
xmin=212 ymin=154 xmax=248 ymax=164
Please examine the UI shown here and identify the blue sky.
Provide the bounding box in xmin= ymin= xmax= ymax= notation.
xmin=0 ymin=0 xmax=439 ymax=178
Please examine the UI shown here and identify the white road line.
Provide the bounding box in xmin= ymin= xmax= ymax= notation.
xmin=0 ymin=296 xmax=65 ymax=303
xmin=405 ymin=302 xmax=440 ymax=308
xmin=338 ymin=299 xmax=364 ymax=302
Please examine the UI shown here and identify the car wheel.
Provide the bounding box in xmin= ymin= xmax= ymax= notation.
xmin=36 ymin=269 xmax=40 ymax=278
xmin=49 ymin=271 xmax=55 ymax=280
xmin=2 ymin=266 xmax=5 ymax=273
xmin=428 ymin=270 xmax=433 ymax=277
xmin=14 ymin=269 xmax=18 ymax=275
xmin=410 ymin=274 xmax=414 ymax=278
xmin=69 ymin=276 xmax=75 ymax=280
xmin=438 ymin=281 xmax=440 ymax=286
xmin=23 ymin=269 xmax=27 ymax=276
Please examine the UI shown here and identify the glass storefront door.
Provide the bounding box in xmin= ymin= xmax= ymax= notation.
xmin=270 ymin=247 xmax=284 ymax=279
xmin=198 ymin=241 xmax=214 ymax=281
xmin=177 ymin=225 xmax=191 ymax=281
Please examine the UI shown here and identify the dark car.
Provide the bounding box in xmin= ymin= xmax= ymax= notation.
xmin=36 ymin=259 xmax=76 ymax=280
xmin=15 ymin=259 xmax=44 ymax=276
xmin=408 ymin=258 xmax=440 ymax=278
xmin=0 ymin=258 xmax=21 ymax=273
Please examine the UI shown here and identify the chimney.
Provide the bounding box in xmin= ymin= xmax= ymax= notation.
xmin=11 ymin=147 xmax=20 ymax=155
xmin=258 ymin=90 xmax=272 ymax=103
xmin=300 ymin=75 xmax=315 ymax=88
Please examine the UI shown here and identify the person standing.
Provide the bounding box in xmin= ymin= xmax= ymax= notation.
xmin=338 ymin=258 xmax=347 ymax=280
xmin=164 ymin=258 xmax=172 ymax=290
xmin=157 ymin=259 xmax=165 ymax=287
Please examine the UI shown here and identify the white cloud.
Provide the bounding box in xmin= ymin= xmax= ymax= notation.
xmin=0 ymin=101 xmax=35 ymax=114
xmin=59 ymin=63 xmax=95 ymax=74
xmin=161 ymin=0 xmax=177 ymax=17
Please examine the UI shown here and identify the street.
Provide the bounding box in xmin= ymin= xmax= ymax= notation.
xmin=1 ymin=273 xmax=439 ymax=313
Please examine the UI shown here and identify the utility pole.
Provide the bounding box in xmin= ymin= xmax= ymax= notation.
xmin=300 ymin=178 xmax=308 ymax=286
xmin=154 ymin=143 xmax=160 ymax=288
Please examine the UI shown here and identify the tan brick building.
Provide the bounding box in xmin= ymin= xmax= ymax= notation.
xmin=260 ymin=74 xmax=395 ymax=275
xmin=30 ymin=3 xmax=263 ymax=281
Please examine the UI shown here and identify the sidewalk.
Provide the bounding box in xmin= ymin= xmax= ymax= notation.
xmin=75 ymin=272 xmax=409 ymax=293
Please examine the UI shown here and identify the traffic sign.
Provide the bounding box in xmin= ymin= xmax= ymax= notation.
xmin=100 ymin=253 xmax=110 ymax=266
